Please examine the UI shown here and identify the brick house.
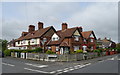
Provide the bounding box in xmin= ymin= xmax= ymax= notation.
xmin=8 ymin=22 xmax=97 ymax=54
xmin=7 ymin=39 xmax=16 ymax=49
xmin=81 ymin=31 xmax=97 ymax=51
xmin=15 ymin=22 xmax=56 ymax=50
xmin=97 ymin=37 xmax=116 ymax=49
xmin=46 ymin=23 xmax=83 ymax=54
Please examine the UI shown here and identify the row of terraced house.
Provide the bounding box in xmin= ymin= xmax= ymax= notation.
xmin=8 ymin=22 xmax=97 ymax=54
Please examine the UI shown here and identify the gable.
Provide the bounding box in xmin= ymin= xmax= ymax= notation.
xmin=89 ymin=34 xmax=94 ymax=38
xmin=73 ymin=30 xmax=80 ymax=36
xmin=43 ymin=28 xmax=55 ymax=37
xmin=51 ymin=33 xmax=60 ymax=41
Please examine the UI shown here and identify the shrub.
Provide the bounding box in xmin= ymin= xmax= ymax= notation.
xmin=75 ymin=50 xmax=83 ymax=53
xmin=32 ymin=47 xmax=43 ymax=53
xmin=4 ymin=50 xmax=12 ymax=56
xmin=93 ymin=50 xmax=101 ymax=53
xmin=21 ymin=50 xmax=28 ymax=53
xmin=46 ymin=50 xmax=55 ymax=54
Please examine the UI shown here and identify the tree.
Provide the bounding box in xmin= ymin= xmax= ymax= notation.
xmin=0 ymin=39 xmax=8 ymax=51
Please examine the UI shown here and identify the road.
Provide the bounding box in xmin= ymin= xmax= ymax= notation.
xmin=2 ymin=54 xmax=120 ymax=75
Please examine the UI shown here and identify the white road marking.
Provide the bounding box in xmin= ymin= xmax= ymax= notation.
xmin=25 ymin=63 xmax=48 ymax=68
xmin=69 ymin=68 xmax=74 ymax=71
xmin=63 ymin=70 xmax=70 ymax=72
xmin=57 ymin=69 xmax=63 ymax=72
xmin=64 ymin=68 xmax=69 ymax=70
xmin=2 ymin=63 xmax=15 ymax=67
xmin=49 ymin=71 xmax=56 ymax=74
xmin=24 ymin=68 xmax=49 ymax=73
xmin=52 ymin=63 xmax=92 ymax=74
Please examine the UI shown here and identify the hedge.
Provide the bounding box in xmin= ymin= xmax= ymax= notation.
xmin=75 ymin=50 xmax=83 ymax=53
xmin=46 ymin=50 xmax=55 ymax=54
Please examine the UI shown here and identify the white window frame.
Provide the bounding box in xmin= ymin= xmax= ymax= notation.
xmin=43 ymin=38 xmax=47 ymax=42
xmin=74 ymin=36 xmax=79 ymax=41
xmin=56 ymin=46 xmax=59 ymax=51
xmin=91 ymin=39 xmax=94 ymax=42
xmin=74 ymin=46 xmax=80 ymax=51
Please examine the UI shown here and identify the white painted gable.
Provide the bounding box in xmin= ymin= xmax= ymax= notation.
xmin=90 ymin=34 xmax=94 ymax=38
xmin=52 ymin=33 xmax=59 ymax=41
xmin=73 ymin=30 xmax=80 ymax=36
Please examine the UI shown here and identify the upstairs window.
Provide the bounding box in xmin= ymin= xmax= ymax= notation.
xmin=18 ymin=41 xmax=20 ymax=44
xmin=74 ymin=36 xmax=79 ymax=41
xmin=23 ymin=40 xmax=26 ymax=44
xmin=52 ymin=33 xmax=59 ymax=41
xmin=90 ymin=39 xmax=94 ymax=42
xmin=84 ymin=39 xmax=86 ymax=42
xmin=43 ymin=38 xmax=47 ymax=42
xmin=31 ymin=39 xmax=37 ymax=43
xmin=52 ymin=37 xmax=59 ymax=41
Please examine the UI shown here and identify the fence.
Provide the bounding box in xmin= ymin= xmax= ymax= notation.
xmin=11 ymin=52 xmax=105 ymax=61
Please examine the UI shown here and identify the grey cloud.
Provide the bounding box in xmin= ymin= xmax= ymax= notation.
xmin=2 ymin=2 xmax=118 ymax=43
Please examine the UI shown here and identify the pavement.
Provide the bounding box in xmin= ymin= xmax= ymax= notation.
xmin=2 ymin=54 xmax=120 ymax=75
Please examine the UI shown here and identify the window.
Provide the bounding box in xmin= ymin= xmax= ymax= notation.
xmin=18 ymin=41 xmax=20 ymax=44
xmin=84 ymin=39 xmax=86 ymax=42
xmin=23 ymin=40 xmax=26 ymax=44
xmin=52 ymin=37 xmax=59 ymax=41
xmin=74 ymin=46 xmax=79 ymax=51
xmin=56 ymin=46 xmax=59 ymax=51
xmin=91 ymin=39 xmax=94 ymax=42
xmin=74 ymin=36 xmax=79 ymax=41
xmin=43 ymin=38 xmax=47 ymax=42
xmin=48 ymin=47 xmax=51 ymax=50
xmin=91 ymin=46 xmax=94 ymax=50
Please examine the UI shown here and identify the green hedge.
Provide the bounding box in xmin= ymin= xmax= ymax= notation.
xmin=4 ymin=50 xmax=12 ymax=56
xmin=46 ymin=50 xmax=55 ymax=54
xmin=75 ymin=50 xmax=83 ymax=53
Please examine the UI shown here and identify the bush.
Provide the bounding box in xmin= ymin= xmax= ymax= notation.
xmin=93 ymin=50 xmax=101 ymax=53
xmin=75 ymin=50 xmax=83 ymax=53
xmin=4 ymin=50 xmax=12 ymax=56
xmin=116 ymin=48 xmax=120 ymax=53
xmin=32 ymin=47 xmax=43 ymax=53
xmin=46 ymin=50 xmax=55 ymax=54
xmin=21 ymin=50 xmax=28 ymax=53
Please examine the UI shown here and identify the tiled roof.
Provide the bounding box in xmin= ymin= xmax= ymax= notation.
xmin=81 ymin=31 xmax=93 ymax=39
xmin=16 ymin=26 xmax=52 ymax=41
xmin=60 ymin=42 xmax=69 ymax=47
xmin=47 ymin=27 xmax=78 ymax=46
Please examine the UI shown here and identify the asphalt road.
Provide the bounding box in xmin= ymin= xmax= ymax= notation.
xmin=2 ymin=54 xmax=120 ymax=75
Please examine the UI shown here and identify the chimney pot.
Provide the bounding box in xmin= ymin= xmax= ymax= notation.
xmin=38 ymin=22 xmax=43 ymax=30
xmin=62 ymin=23 xmax=68 ymax=30
xmin=28 ymin=25 xmax=35 ymax=33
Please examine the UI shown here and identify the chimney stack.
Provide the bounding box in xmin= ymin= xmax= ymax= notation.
xmin=28 ymin=25 xmax=35 ymax=33
xmin=62 ymin=23 xmax=67 ymax=30
xmin=78 ymin=27 xmax=83 ymax=32
xmin=38 ymin=22 xmax=43 ymax=30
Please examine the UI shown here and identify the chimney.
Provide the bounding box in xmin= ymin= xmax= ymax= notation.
xmin=38 ymin=22 xmax=43 ymax=30
xmin=78 ymin=27 xmax=83 ymax=32
xmin=62 ymin=23 xmax=67 ymax=30
xmin=28 ymin=25 xmax=35 ymax=33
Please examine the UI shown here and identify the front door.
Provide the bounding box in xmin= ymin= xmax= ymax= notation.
xmin=60 ymin=47 xmax=70 ymax=54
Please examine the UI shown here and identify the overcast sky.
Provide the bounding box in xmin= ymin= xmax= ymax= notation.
xmin=1 ymin=2 xmax=118 ymax=42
